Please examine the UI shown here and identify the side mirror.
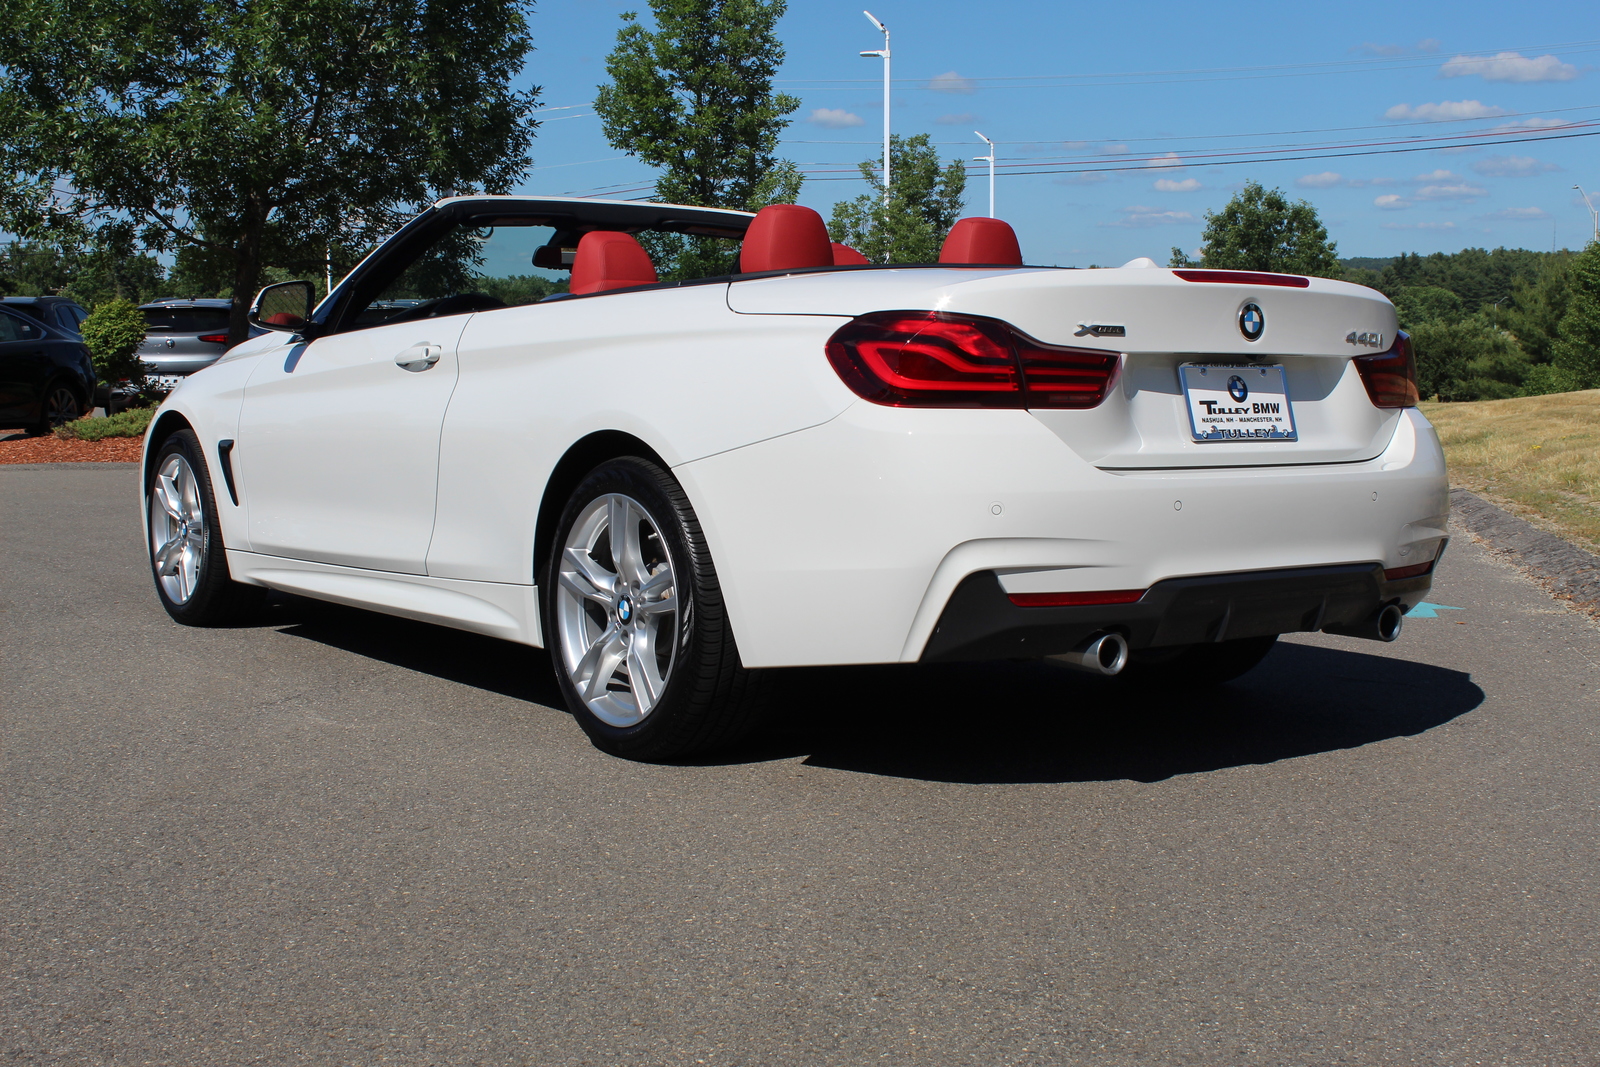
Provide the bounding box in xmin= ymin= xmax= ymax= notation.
xmin=249 ymin=280 xmax=316 ymax=334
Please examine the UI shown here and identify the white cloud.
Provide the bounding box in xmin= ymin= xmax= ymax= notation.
xmin=1417 ymin=38 xmax=1442 ymax=53
xmin=928 ymin=71 xmax=976 ymax=94
xmin=1374 ymin=194 xmax=1408 ymax=210
xmin=1385 ymin=100 xmax=1508 ymax=121
xmin=1383 ymin=221 xmax=1458 ymax=230
xmin=807 ymin=108 xmax=864 ymax=129
xmin=1144 ymin=152 xmax=1184 ymax=171
xmin=1297 ymin=171 xmax=1343 ymax=188
xmin=1481 ymin=207 xmax=1551 ymax=221
xmin=1439 ymin=52 xmax=1579 ymax=83
xmin=1413 ymin=168 xmax=1460 ymax=182
xmin=1100 ymin=205 xmax=1196 ymax=228
xmin=1099 ymin=144 xmax=1130 ymax=155
xmin=1489 ymin=117 xmax=1566 ymax=134
xmin=1472 ymin=155 xmax=1560 ymax=178
xmin=1416 ymin=181 xmax=1488 ymax=201
xmin=1154 ymin=177 xmax=1202 ymax=192
xmin=934 ymin=112 xmax=979 ymax=126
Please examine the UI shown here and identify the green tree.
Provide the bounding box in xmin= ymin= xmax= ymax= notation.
xmin=829 ymin=134 xmax=967 ymax=264
xmin=0 ymin=0 xmax=541 ymax=342
xmin=1410 ymin=316 xmax=1531 ymax=401
xmin=1545 ymin=239 xmax=1600 ymax=390
xmin=595 ymin=0 xmax=802 ymax=279
xmin=0 ymin=231 xmax=168 ymax=307
xmin=1170 ymin=181 xmax=1340 ymax=278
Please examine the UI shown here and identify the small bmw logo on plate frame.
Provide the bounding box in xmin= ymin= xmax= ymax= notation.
xmin=1239 ymin=302 xmax=1265 ymax=342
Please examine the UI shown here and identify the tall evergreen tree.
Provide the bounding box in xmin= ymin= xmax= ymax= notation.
xmin=829 ymin=134 xmax=967 ymax=264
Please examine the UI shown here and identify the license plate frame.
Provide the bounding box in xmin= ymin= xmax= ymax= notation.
xmin=1179 ymin=362 xmax=1297 ymax=443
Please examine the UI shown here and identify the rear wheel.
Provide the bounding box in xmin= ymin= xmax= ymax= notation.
xmin=545 ymin=457 xmax=765 ymax=760
xmin=1122 ymin=634 xmax=1279 ymax=687
xmin=146 ymin=430 xmax=264 ymax=624
xmin=29 ymin=380 xmax=81 ymax=435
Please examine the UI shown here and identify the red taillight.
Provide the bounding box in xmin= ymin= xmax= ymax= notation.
xmin=825 ymin=311 xmax=1119 ymax=409
xmin=1173 ymin=269 xmax=1310 ymax=288
xmin=198 ymin=333 xmax=229 ymax=344
xmin=1007 ymin=589 xmax=1147 ymax=607
xmin=1354 ymin=331 xmax=1419 ymax=409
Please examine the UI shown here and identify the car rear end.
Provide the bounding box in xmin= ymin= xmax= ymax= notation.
xmin=137 ymin=301 xmax=236 ymax=391
xmin=679 ymin=265 xmax=1448 ymax=669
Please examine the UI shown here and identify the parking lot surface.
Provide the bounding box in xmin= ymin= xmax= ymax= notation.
xmin=4 ymin=464 xmax=1598 ymax=1066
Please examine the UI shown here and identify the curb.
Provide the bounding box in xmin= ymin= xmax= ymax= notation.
xmin=0 ymin=461 xmax=140 ymax=470
xmin=1450 ymin=488 xmax=1600 ymax=615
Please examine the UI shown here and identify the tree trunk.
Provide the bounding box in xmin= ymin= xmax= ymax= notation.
xmin=228 ymin=199 xmax=269 ymax=346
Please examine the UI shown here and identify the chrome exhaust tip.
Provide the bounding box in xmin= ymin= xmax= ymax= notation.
xmin=1052 ymin=631 xmax=1130 ymax=676
xmin=1324 ymin=602 xmax=1405 ymax=643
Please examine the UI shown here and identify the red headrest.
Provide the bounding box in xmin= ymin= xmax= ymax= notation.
xmin=938 ymin=217 xmax=1023 ymax=266
xmin=263 ymin=312 xmax=302 ymax=326
xmin=739 ymin=204 xmax=834 ymax=273
xmin=570 ymin=231 xmax=658 ymax=295
xmin=831 ymin=242 xmax=870 ymax=266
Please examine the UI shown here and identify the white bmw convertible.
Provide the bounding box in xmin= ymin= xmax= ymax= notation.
xmin=141 ymin=196 xmax=1449 ymax=759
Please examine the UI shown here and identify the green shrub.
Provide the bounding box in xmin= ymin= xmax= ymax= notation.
xmin=1410 ymin=317 xmax=1531 ymax=401
xmin=54 ymin=404 xmax=155 ymax=440
xmin=79 ymin=298 xmax=148 ymax=386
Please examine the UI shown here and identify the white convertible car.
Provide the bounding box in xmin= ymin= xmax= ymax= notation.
xmin=142 ymin=196 xmax=1449 ymax=759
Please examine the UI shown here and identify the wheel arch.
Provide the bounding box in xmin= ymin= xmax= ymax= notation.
xmin=533 ymin=430 xmax=671 ymax=585
xmin=142 ymin=410 xmax=195 ymax=491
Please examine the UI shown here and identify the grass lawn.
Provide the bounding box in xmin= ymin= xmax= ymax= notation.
xmin=1421 ymin=390 xmax=1600 ymax=552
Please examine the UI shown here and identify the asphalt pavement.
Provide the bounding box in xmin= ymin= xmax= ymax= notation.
xmin=3 ymin=464 xmax=1598 ymax=1066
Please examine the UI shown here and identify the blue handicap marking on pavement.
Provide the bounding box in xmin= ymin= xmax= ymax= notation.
xmin=1406 ymin=602 xmax=1463 ymax=619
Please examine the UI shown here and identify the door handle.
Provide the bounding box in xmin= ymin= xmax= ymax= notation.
xmin=395 ymin=343 xmax=443 ymax=372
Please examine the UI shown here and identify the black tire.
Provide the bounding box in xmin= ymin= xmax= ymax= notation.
xmin=544 ymin=456 xmax=766 ymax=760
xmin=145 ymin=429 xmax=265 ymax=625
xmin=29 ymin=379 xmax=82 ymax=436
xmin=1121 ymin=634 xmax=1279 ymax=687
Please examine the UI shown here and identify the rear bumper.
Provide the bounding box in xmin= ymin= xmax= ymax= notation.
xmin=921 ymin=559 xmax=1437 ymax=662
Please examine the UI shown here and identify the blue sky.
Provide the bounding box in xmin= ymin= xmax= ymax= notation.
xmin=515 ymin=0 xmax=1599 ymax=266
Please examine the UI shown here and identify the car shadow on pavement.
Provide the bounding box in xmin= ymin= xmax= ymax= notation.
xmin=267 ymin=596 xmax=1484 ymax=786
xmin=746 ymin=642 xmax=1484 ymax=784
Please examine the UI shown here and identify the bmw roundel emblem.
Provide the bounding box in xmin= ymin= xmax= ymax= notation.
xmin=618 ymin=597 xmax=633 ymax=623
xmin=1227 ymin=375 xmax=1249 ymax=402
xmin=1239 ymin=302 xmax=1265 ymax=341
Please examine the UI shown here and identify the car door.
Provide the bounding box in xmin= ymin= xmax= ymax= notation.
xmin=236 ymin=316 xmax=464 ymax=573
xmin=0 ymin=308 xmax=49 ymax=424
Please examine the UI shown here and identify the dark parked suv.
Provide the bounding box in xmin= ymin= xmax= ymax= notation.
xmin=2 ymin=295 xmax=91 ymax=336
xmin=0 ymin=303 xmax=97 ymax=434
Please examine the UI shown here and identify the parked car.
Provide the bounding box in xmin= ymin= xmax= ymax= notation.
xmin=136 ymin=298 xmax=266 ymax=392
xmin=1 ymin=295 xmax=91 ymax=336
xmin=139 ymin=195 xmax=1449 ymax=760
xmin=0 ymin=303 xmax=97 ymax=434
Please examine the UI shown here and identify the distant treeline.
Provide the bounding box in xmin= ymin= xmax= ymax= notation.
xmin=1339 ymin=248 xmax=1586 ymax=400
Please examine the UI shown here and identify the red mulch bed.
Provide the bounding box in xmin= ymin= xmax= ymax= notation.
xmin=0 ymin=432 xmax=142 ymax=464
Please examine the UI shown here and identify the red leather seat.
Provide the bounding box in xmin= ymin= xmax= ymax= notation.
xmin=938 ymin=217 xmax=1023 ymax=266
xmin=569 ymin=231 xmax=658 ymax=295
xmin=831 ymin=242 xmax=869 ymax=266
xmin=739 ymin=204 xmax=834 ymax=273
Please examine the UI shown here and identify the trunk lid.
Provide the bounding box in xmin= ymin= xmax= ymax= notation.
xmin=728 ymin=265 xmax=1402 ymax=468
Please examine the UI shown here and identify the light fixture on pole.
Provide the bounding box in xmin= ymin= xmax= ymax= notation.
xmin=860 ymin=11 xmax=890 ymax=204
xmin=1577 ymin=184 xmax=1599 ymax=241
xmin=973 ymin=131 xmax=996 ymax=218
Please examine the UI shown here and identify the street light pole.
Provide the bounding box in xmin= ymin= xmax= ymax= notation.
xmin=1576 ymin=184 xmax=1599 ymax=241
xmin=974 ymin=131 xmax=996 ymax=217
xmin=861 ymin=11 xmax=890 ymax=204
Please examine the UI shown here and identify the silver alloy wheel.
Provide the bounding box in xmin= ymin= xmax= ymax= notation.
xmin=554 ymin=493 xmax=679 ymax=727
xmin=148 ymin=453 xmax=208 ymax=605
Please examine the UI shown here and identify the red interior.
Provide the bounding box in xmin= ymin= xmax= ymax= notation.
xmin=569 ymin=231 xmax=658 ymax=295
xmin=938 ymin=217 xmax=1023 ymax=266
xmin=739 ymin=204 xmax=834 ymax=273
